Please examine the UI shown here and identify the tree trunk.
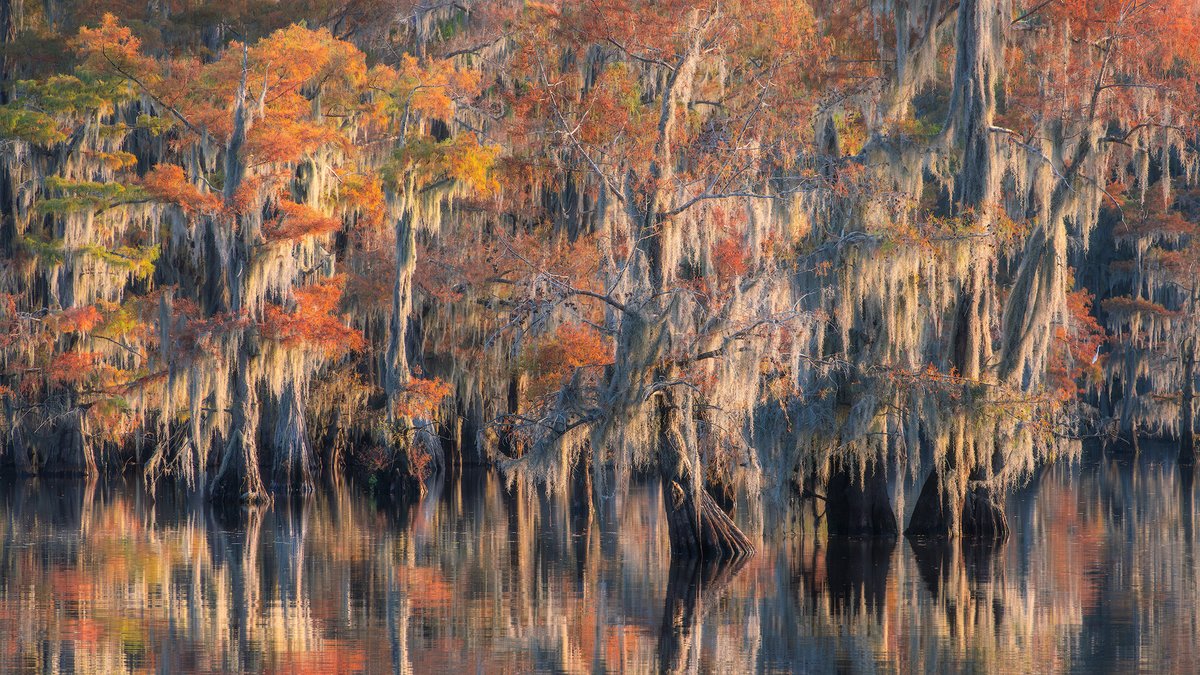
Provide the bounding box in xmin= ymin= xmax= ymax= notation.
xmin=210 ymin=342 xmax=270 ymax=504
xmin=962 ymin=482 xmax=1009 ymax=538
xmin=662 ymin=476 xmax=754 ymax=559
xmin=906 ymin=467 xmax=963 ymax=537
xmin=385 ymin=206 xmax=416 ymax=409
xmin=50 ymin=408 xmax=93 ymax=476
xmin=907 ymin=468 xmax=1008 ymax=539
xmin=271 ymin=380 xmax=316 ymax=493
xmin=658 ymin=396 xmax=753 ymax=559
xmin=1181 ymin=337 xmax=1196 ymax=465
xmin=825 ymin=458 xmax=898 ymax=536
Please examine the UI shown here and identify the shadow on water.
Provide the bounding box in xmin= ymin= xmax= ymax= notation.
xmin=0 ymin=442 xmax=1199 ymax=672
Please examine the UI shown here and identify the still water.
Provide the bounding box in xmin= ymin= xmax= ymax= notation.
xmin=0 ymin=443 xmax=1196 ymax=674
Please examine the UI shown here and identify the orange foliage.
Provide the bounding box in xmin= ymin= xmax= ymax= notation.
xmin=73 ymin=13 xmax=157 ymax=77
xmin=264 ymin=201 xmax=341 ymax=242
xmin=140 ymin=164 xmax=219 ymax=214
xmin=1101 ymin=296 xmax=1176 ymax=319
xmin=1049 ymin=289 xmax=1107 ymax=399
xmin=394 ymin=377 xmax=452 ymax=419
xmin=521 ymin=322 xmax=611 ymax=402
xmin=340 ymin=173 xmax=387 ymax=232
xmin=47 ymin=350 xmax=101 ymax=384
xmin=378 ymin=54 xmax=482 ymax=121
xmin=53 ymin=306 xmax=103 ymax=334
xmin=712 ymin=235 xmax=750 ymax=282
xmin=261 ymin=278 xmax=365 ymax=357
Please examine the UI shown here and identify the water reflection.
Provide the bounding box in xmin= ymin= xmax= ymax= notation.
xmin=0 ymin=443 xmax=1197 ymax=673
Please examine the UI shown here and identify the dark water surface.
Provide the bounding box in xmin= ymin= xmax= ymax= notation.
xmin=1 ymin=444 xmax=1196 ymax=674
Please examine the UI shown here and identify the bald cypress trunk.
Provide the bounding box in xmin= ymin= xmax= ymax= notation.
xmin=658 ymin=393 xmax=753 ymax=559
xmin=905 ymin=0 xmax=1014 ymax=539
xmin=208 ymin=47 xmax=268 ymax=504
xmin=271 ymin=380 xmax=316 ymax=492
xmin=211 ymin=337 xmax=270 ymax=503
xmin=1182 ymin=338 xmax=1196 ymax=465
xmin=826 ymin=458 xmax=898 ymax=537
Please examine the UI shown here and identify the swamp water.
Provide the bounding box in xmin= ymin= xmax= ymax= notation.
xmin=0 ymin=442 xmax=1196 ymax=673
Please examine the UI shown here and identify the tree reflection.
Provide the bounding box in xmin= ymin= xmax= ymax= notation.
xmin=0 ymin=446 xmax=1199 ymax=672
xmin=656 ymin=556 xmax=748 ymax=674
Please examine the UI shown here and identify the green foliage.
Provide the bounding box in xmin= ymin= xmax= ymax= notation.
xmin=97 ymin=301 xmax=142 ymax=337
xmin=38 ymin=177 xmax=146 ymax=214
xmin=83 ymin=244 xmax=159 ymax=280
xmin=0 ymin=106 xmax=66 ymax=145
xmin=134 ymin=113 xmax=173 ymax=136
xmin=16 ymin=75 xmax=131 ymax=115
xmin=21 ymin=233 xmax=156 ymax=280
xmin=20 ymin=235 xmax=66 ymax=265
xmin=0 ymin=75 xmax=132 ymax=146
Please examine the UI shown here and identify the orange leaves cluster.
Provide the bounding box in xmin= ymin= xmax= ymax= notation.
xmin=73 ymin=13 xmax=156 ymax=78
xmin=521 ymin=322 xmax=611 ymax=402
xmin=393 ymin=377 xmax=453 ymax=420
xmin=339 ymin=173 xmax=387 ymax=233
xmin=53 ymin=306 xmax=104 ymax=334
xmin=140 ymin=165 xmax=219 ymax=215
xmin=1049 ymin=289 xmax=1107 ymax=400
xmin=47 ymin=350 xmax=102 ymax=385
xmin=576 ymin=63 xmax=651 ymax=152
xmin=1041 ymin=0 xmax=1200 ymax=69
xmin=377 ymin=54 xmax=482 ymax=121
xmin=247 ymin=122 xmax=345 ymax=167
xmin=78 ymin=16 xmax=369 ymax=166
xmin=264 ymin=201 xmax=341 ymax=242
xmin=169 ymin=301 xmax=247 ymax=359
xmin=1002 ymin=0 xmax=1200 ymax=143
xmin=1101 ymin=296 xmax=1176 ymax=319
xmin=712 ymin=235 xmax=750 ymax=283
xmin=260 ymin=277 xmax=365 ymax=357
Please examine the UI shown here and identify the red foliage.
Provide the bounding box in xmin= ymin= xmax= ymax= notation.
xmin=47 ymin=350 xmax=101 ymax=384
xmin=53 ymin=306 xmax=103 ymax=334
xmin=521 ymin=322 xmax=611 ymax=402
xmin=712 ymin=235 xmax=750 ymax=282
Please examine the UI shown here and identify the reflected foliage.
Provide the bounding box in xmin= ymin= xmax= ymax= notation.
xmin=0 ymin=443 xmax=1197 ymax=672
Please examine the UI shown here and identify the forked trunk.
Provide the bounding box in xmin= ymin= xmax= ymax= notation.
xmin=962 ymin=483 xmax=1009 ymax=538
xmin=907 ymin=470 xmax=1009 ymax=539
xmin=906 ymin=467 xmax=963 ymax=537
xmin=661 ymin=476 xmax=755 ymax=559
